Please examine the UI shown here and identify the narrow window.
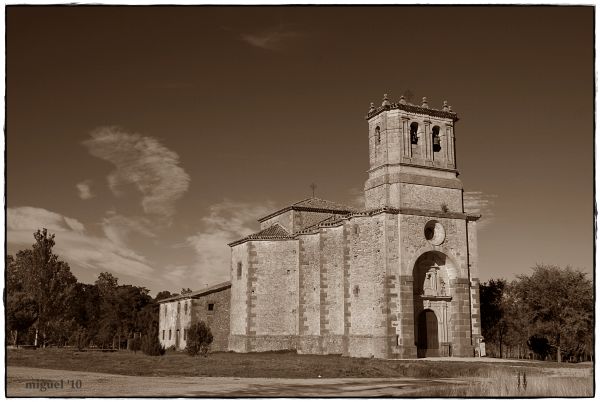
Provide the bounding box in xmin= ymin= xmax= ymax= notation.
xmin=176 ymin=329 xmax=180 ymax=341
xmin=184 ymin=329 xmax=187 ymax=341
xmin=184 ymin=303 xmax=188 ymax=315
xmin=237 ymin=262 xmax=242 ymax=279
xmin=169 ymin=329 xmax=171 ymax=340
xmin=432 ymin=126 xmax=441 ymax=152
xmin=164 ymin=306 xmax=167 ymax=317
xmin=208 ymin=303 xmax=215 ymax=311
xmin=354 ymin=225 xmax=359 ymax=235
xmin=353 ymin=285 xmax=360 ymax=296
xmin=375 ymin=126 xmax=381 ymax=144
xmin=410 ymin=122 xmax=419 ymax=145
xmin=177 ymin=302 xmax=180 ymax=314
xmin=162 ymin=330 xmax=165 ymax=340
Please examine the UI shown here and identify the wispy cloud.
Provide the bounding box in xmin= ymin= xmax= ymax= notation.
xmin=82 ymin=127 xmax=190 ymax=220
xmin=76 ymin=180 xmax=94 ymax=200
xmin=464 ymin=191 xmax=497 ymax=230
xmin=173 ymin=199 xmax=276 ymax=287
xmin=241 ymin=25 xmax=303 ymax=51
xmin=8 ymin=206 xmax=154 ymax=279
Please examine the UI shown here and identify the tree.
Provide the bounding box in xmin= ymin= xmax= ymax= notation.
xmin=141 ymin=326 xmax=165 ymax=356
xmin=185 ymin=321 xmax=213 ymax=357
xmin=479 ymin=279 xmax=508 ymax=357
xmin=513 ymin=265 xmax=593 ymax=363
xmin=6 ymin=254 xmax=38 ymax=346
xmin=155 ymin=290 xmax=174 ymax=302
xmin=10 ymin=230 xmax=77 ymax=346
xmin=181 ymin=288 xmax=192 ymax=295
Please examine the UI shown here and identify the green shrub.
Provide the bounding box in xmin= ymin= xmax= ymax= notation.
xmin=185 ymin=321 xmax=213 ymax=357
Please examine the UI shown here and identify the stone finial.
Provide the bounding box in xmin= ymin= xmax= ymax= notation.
xmin=382 ymin=93 xmax=391 ymax=107
xmin=399 ymin=95 xmax=406 ymax=105
xmin=368 ymin=102 xmax=376 ymax=113
xmin=422 ymin=97 xmax=429 ymax=108
xmin=442 ymin=100 xmax=449 ymax=112
xmin=448 ymin=105 xmax=453 ymax=112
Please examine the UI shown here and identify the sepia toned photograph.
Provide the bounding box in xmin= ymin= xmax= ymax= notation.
xmin=4 ymin=3 xmax=594 ymax=398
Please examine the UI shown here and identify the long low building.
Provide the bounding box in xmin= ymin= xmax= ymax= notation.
xmin=158 ymin=281 xmax=231 ymax=351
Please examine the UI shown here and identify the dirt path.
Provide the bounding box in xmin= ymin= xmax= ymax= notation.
xmin=7 ymin=366 xmax=468 ymax=397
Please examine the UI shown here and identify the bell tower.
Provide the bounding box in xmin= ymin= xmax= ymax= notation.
xmin=364 ymin=93 xmax=464 ymax=213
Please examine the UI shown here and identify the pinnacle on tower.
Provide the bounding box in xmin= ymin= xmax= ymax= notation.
xmin=442 ymin=100 xmax=449 ymax=111
xmin=382 ymin=93 xmax=391 ymax=107
xmin=368 ymin=102 xmax=376 ymax=113
xmin=422 ymin=97 xmax=428 ymax=108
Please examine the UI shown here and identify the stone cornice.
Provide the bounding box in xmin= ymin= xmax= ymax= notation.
xmin=366 ymin=103 xmax=459 ymax=121
xmin=368 ymin=162 xmax=458 ymax=175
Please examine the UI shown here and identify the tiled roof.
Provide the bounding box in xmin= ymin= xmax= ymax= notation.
xmin=158 ymin=281 xmax=231 ymax=303
xmin=227 ymin=223 xmax=291 ymax=247
xmin=292 ymin=197 xmax=355 ymax=211
xmin=258 ymin=197 xmax=356 ymax=223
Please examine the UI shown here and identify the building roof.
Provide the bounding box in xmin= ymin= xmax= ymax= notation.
xmin=158 ymin=281 xmax=231 ymax=303
xmin=366 ymin=101 xmax=458 ymax=121
xmin=227 ymin=223 xmax=292 ymax=247
xmin=257 ymin=197 xmax=356 ymax=223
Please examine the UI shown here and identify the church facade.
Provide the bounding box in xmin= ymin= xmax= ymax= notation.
xmin=228 ymin=94 xmax=482 ymax=359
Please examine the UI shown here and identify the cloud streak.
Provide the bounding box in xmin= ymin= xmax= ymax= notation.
xmin=76 ymin=180 xmax=94 ymax=200
xmin=8 ymin=206 xmax=154 ymax=279
xmin=175 ymin=199 xmax=276 ymax=287
xmin=464 ymin=191 xmax=497 ymax=230
xmin=241 ymin=26 xmax=303 ymax=51
xmin=83 ymin=127 xmax=190 ymax=220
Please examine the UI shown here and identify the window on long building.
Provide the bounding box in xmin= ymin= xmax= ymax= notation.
xmin=237 ymin=262 xmax=243 ymax=279
xmin=169 ymin=329 xmax=171 ymax=340
xmin=208 ymin=303 xmax=214 ymax=311
xmin=162 ymin=330 xmax=165 ymax=340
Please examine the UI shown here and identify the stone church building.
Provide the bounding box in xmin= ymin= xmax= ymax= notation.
xmin=227 ymin=94 xmax=483 ymax=359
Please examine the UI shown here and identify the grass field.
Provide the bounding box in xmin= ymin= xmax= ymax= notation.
xmin=7 ymin=348 xmax=593 ymax=396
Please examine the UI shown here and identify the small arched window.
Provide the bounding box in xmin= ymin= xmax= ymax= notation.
xmin=432 ymin=126 xmax=441 ymax=152
xmin=410 ymin=122 xmax=419 ymax=145
xmin=375 ymin=126 xmax=381 ymax=144
xmin=237 ymin=262 xmax=243 ymax=279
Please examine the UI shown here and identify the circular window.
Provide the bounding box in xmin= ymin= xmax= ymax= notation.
xmin=424 ymin=220 xmax=445 ymax=245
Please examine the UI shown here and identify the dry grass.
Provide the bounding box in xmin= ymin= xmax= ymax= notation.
xmin=409 ymin=368 xmax=594 ymax=397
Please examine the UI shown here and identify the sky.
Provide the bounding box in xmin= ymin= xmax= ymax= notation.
xmin=6 ymin=6 xmax=594 ymax=295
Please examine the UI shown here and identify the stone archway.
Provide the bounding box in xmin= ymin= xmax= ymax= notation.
xmin=413 ymin=251 xmax=455 ymax=358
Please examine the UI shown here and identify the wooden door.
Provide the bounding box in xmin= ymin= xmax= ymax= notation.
xmin=417 ymin=310 xmax=439 ymax=357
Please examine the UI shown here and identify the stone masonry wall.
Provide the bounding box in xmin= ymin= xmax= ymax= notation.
xmin=249 ymin=240 xmax=299 ymax=351
xmin=159 ymin=299 xmax=193 ymax=350
xmin=400 ymin=183 xmax=462 ymax=212
xmin=192 ymin=288 xmax=231 ymax=351
xmin=298 ymin=233 xmax=322 ymax=354
xmin=229 ymin=243 xmax=249 ymax=352
xmin=346 ymin=214 xmax=388 ymax=358
xmin=319 ymin=225 xmax=345 ymax=354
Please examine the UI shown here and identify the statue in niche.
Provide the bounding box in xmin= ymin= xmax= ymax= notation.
xmin=439 ymin=278 xmax=446 ymax=296
xmin=423 ymin=267 xmax=438 ymax=296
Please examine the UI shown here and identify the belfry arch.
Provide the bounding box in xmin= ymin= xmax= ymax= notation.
xmin=413 ymin=251 xmax=456 ymax=357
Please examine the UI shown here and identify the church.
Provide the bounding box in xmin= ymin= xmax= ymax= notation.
xmin=227 ymin=94 xmax=483 ymax=359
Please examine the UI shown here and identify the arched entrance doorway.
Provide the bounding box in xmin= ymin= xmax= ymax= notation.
xmin=413 ymin=250 xmax=455 ymax=358
xmin=417 ymin=310 xmax=439 ymax=357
